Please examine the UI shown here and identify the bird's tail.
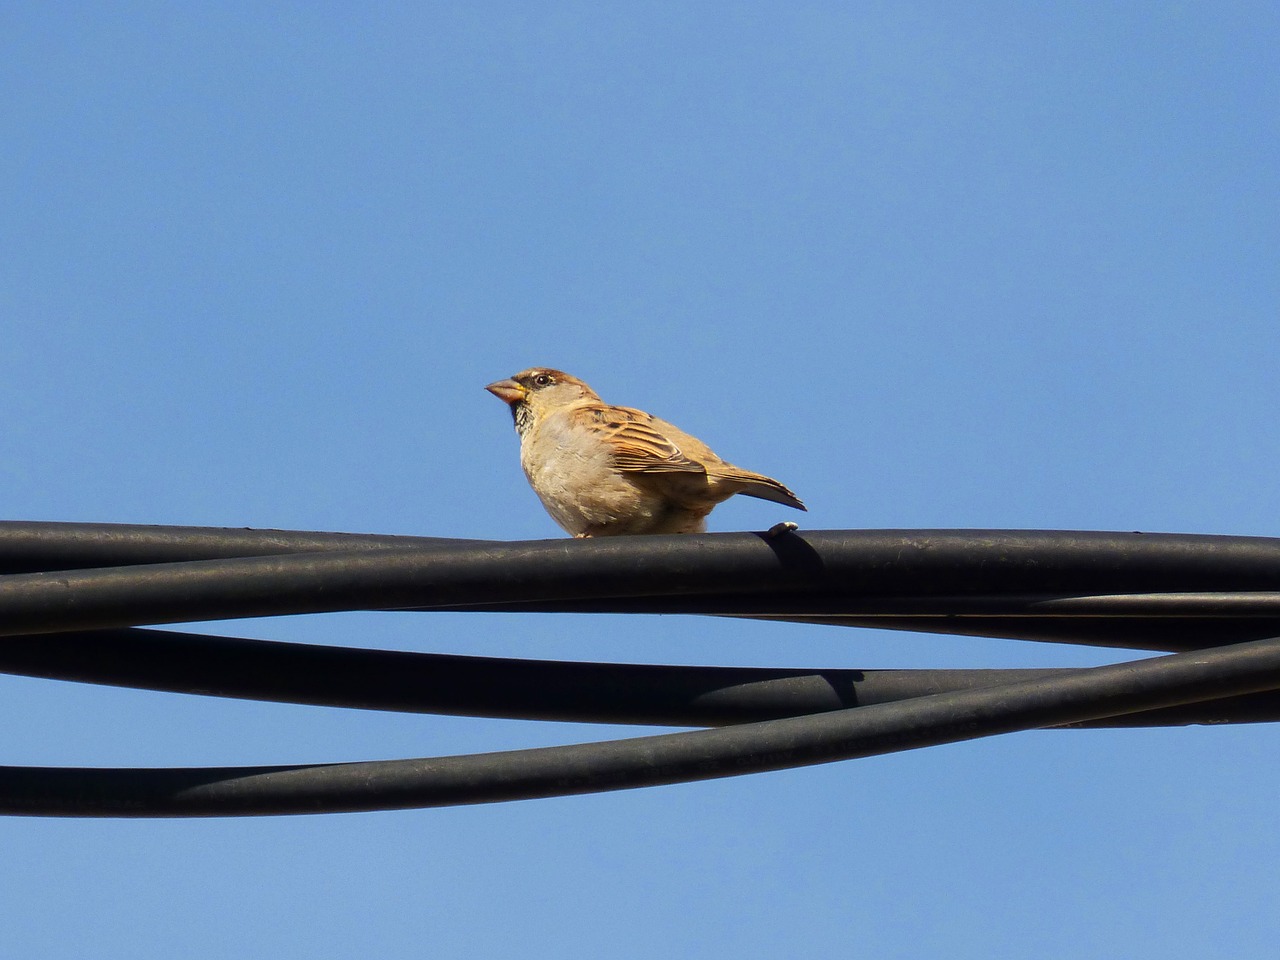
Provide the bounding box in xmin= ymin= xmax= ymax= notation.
xmin=721 ymin=468 xmax=807 ymax=511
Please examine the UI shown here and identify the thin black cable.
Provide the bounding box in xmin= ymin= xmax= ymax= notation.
xmin=732 ymin=613 xmax=1280 ymax=650
xmin=4 ymin=634 xmax=1279 ymax=817
xmin=0 ymin=520 xmax=485 ymax=574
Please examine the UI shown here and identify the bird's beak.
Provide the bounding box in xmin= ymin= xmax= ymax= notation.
xmin=485 ymin=378 xmax=528 ymax=404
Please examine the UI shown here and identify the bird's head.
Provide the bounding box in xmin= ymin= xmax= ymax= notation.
xmin=485 ymin=368 xmax=599 ymax=433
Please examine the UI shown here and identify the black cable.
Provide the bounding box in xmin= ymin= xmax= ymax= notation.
xmin=736 ymin=614 xmax=1280 ymax=651
xmin=446 ymin=594 xmax=1280 ymax=651
xmin=0 ymin=523 xmax=1276 ymax=816
xmin=5 ymin=633 xmax=1279 ymax=818
xmin=0 ymin=520 xmax=484 ymax=574
xmin=3 ymin=529 xmax=1280 ymax=647
xmin=5 ymin=523 xmax=1280 ymax=594
xmin=3 ymin=627 xmax=1275 ymax=727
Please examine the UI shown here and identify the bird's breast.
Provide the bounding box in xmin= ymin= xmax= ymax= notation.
xmin=518 ymin=412 xmax=664 ymax=534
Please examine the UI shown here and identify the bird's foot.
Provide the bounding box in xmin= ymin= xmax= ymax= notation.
xmin=766 ymin=521 xmax=799 ymax=538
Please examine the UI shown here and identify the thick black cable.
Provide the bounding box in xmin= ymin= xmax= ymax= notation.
xmin=4 ymin=530 xmax=1280 ymax=648
xmin=1 ymin=627 xmax=1276 ymax=727
xmin=0 ymin=539 xmax=798 ymax=635
xmin=4 ymin=524 xmax=1280 ymax=594
xmin=5 ymin=523 xmax=1280 ymax=649
xmin=4 ymin=634 xmax=1280 ymax=818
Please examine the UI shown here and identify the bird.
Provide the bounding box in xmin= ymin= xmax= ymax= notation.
xmin=485 ymin=367 xmax=806 ymax=537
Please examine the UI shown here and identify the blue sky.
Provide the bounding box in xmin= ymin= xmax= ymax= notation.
xmin=2 ymin=3 xmax=1278 ymax=957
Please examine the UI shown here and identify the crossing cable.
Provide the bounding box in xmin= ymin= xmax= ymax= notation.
xmin=2 ymin=633 xmax=1278 ymax=817
xmin=3 ymin=522 xmax=1279 ymax=816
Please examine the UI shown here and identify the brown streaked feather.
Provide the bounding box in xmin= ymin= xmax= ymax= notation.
xmin=570 ymin=404 xmax=707 ymax=474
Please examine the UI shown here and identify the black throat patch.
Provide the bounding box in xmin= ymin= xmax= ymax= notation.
xmin=512 ymin=401 xmax=533 ymax=437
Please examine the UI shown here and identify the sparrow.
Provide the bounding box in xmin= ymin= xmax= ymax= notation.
xmin=485 ymin=368 xmax=806 ymax=537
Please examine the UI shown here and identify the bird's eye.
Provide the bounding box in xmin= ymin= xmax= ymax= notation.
xmin=533 ymin=374 xmax=552 ymax=387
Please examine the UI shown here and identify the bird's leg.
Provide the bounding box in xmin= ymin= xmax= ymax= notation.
xmin=766 ymin=521 xmax=799 ymax=538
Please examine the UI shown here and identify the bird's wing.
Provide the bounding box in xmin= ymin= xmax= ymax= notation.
xmin=570 ymin=404 xmax=707 ymax=474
